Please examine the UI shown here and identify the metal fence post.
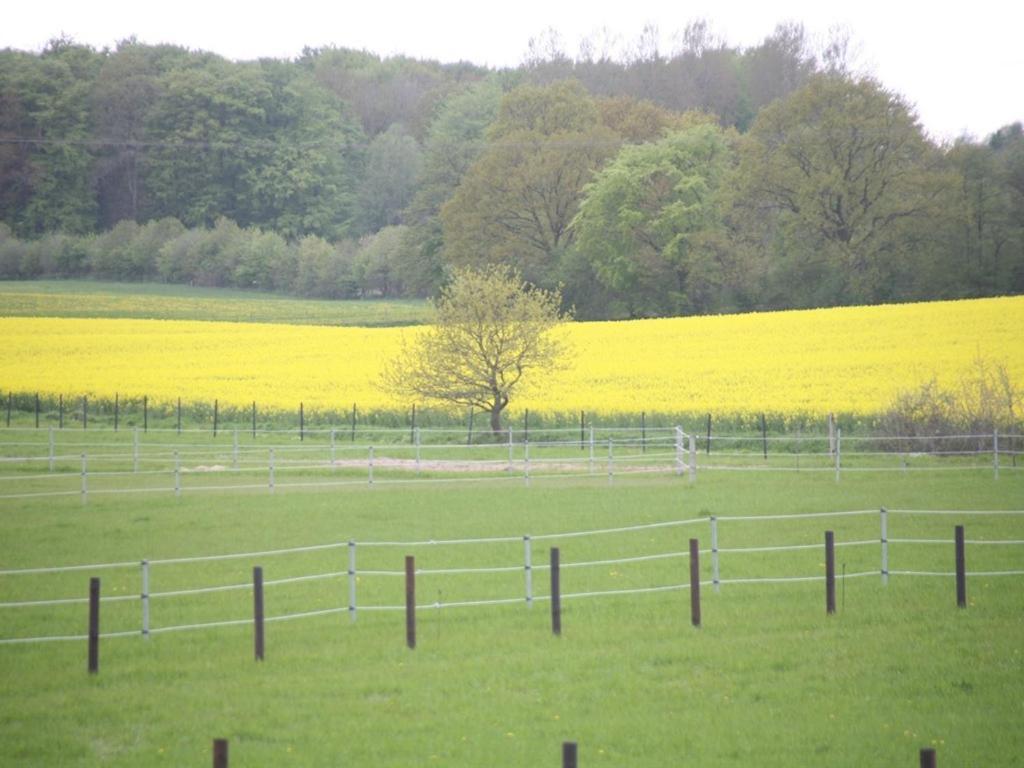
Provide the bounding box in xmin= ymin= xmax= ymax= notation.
xmin=348 ymin=541 xmax=357 ymax=623
xmin=994 ymin=428 xmax=999 ymax=479
xmin=524 ymin=440 xmax=530 ymax=486
xmin=710 ymin=516 xmax=720 ymax=593
xmin=141 ymin=560 xmax=150 ymax=639
xmin=688 ymin=434 xmax=697 ymax=483
xmin=524 ymin=535 xmax=533 ymax=608
xmin=81 ymin=453 xmax=87 ymax=504
xmin=834 ymin=428 xmax=842 ymax=482
xmin=880 ymin=508 xmax=889 ymax=585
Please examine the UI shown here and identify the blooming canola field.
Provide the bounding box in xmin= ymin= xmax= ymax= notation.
xmin=2 ymin=296 xmax=1021 ymax=418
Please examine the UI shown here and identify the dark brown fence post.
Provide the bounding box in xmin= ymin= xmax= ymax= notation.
xmin=113 ymin=393 xmax=118 ymax=431
xmin=405 ymin=555 xmax=416 ymax=649
xmin=88 ymin=577 xmax=100 ymax=674
xmin=253 ymin=566 xmax=264 ymax=661
xmin=562 ymin=741 xmax=578 ymax=768
xmin=955 ymin=525 xmax=966 ymax=608
xmin=299 ymin=402 xmax=304 ymax=441
xmin=59 ymin=394 xmax=63 ymax=429
xmin=920 ymin=747 xmax=936 ymax=768
xmin=690 ymin=538 xmax=701 ymax=627
xmin=35 ymin=393 xmax=40 ymax=429
xmin=213 ymin=399 xmax=219 ymax=438
xmin=825 ymin=531 xmax=836 ymax=614
xmin=213 ymin=738 xmax=229 ymax=768
xmin=83 ymin=396 xmax=88 ymax=430
xmin=550 ymin=547 xmax=562 ymax=636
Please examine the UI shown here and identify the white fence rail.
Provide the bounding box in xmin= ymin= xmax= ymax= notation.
xmin=2 ymin=510 xmax=1021 ymax=645
xmin=0 ymin=425 xmax=1019 ymax=502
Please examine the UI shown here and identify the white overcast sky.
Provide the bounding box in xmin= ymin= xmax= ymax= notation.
xmin=4 ymin=0 xmax=1022 ymax=143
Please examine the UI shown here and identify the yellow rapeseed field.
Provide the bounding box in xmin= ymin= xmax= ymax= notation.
xmin=2 ymin=296 xmax=1021 ymax=417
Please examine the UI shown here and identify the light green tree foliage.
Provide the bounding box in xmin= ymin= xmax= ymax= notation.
xmin=353 ymin=225 xmax=410 ymax=297
xmin=572 ymin=123 xmax=735 ymax=316
xmin=382 ymin=265 xmax=570 ymax=433
xmin=441 ymin=81 xmax=619 ymax=288
xmin=736 ymin=74 xmax=947 ymax=306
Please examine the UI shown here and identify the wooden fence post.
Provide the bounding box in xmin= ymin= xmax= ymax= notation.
xmin=825 ymin=531 xmax=836 ymax=615
xmin=253 ymin=566 xmax=264 ymax=661
xmin=213 ymin=738 xmax=229 ymax=768
xmin=955 ymin=525 xmax=966 ymax=608
xmin=562 ymin=741 xmax=578 ymax=768
xmin=550 ymin=547 xmax=562 ymax=636
xmin=920 ymin=747 xmax=936 ymax=768
xmin=690 ymin=538 xmax=701 ymax=628
xmin=88 ymin=577 xmax=100 ymax=674
xmin=405 ymin=555 xmax=416 ymax=649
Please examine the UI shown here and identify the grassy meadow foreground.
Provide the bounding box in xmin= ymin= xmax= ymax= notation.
xmin=0 ymin=471 xmax=1022 ymax=766
xmin=2 ymin=293 xmax=1022 ymax=419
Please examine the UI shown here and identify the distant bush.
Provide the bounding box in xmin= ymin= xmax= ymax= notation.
xmin=879 ymin=358 xmax=1022 ymax=451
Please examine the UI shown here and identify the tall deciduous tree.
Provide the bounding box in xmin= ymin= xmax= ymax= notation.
xmin=441 ymin=81 xmax=619 ymax=288
xmin=381 ymin=265 xmax=570 ymax=433
xmin=735 ymin=74 xmax=944 ymax=306
xmin=572 ymin=122 xmax=735 ymax=317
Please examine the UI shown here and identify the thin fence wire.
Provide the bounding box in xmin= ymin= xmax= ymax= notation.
xmin=1 ymin=509 xmax=1022 ymax=645
xmin=1 ymin=425 xmax=1020 ymax=502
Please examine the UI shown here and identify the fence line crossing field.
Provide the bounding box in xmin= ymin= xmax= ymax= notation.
xmin=1 ymin=470 xmax=1022 ymax=766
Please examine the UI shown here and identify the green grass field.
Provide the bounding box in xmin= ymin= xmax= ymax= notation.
xmin=1 ymin=471 xmax=1022 ymax=767
xmin=0 ymin=280 xmax=433 ymax=326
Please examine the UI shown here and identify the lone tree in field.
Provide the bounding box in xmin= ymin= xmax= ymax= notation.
xmin=382 ymin=265 xmax=571 ymax=434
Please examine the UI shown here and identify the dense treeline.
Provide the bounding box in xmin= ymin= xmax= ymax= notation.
xmin=1 ymin=28 xmax=1022 ymax=315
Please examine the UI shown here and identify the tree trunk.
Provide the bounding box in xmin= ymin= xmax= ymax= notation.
xmin=490 ymin=404 xmax=504 ymax=434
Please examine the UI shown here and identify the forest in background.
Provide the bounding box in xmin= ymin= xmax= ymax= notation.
xmin=1 ymin=24 xmax=1022 ymax=318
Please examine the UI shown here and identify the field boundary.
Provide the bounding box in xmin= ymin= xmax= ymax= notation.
xmin=0 ymin=425 xmax=1020 ymax=502
xmin=2 ymin=509 xmax=1022 ymax=646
